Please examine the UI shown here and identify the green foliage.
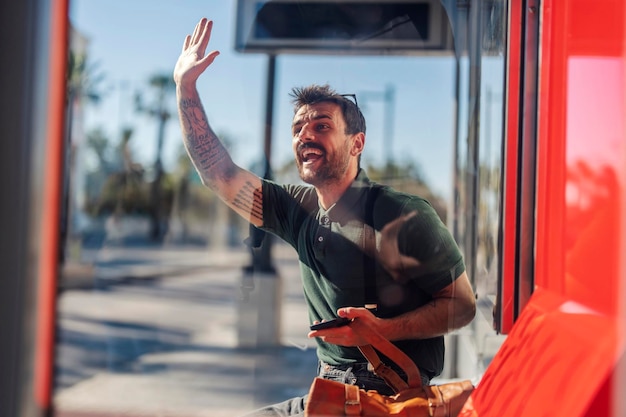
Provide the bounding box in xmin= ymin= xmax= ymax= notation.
xmin=84 ymin=169 xmax=176 ymax=217
xmin=366 ymin=160 xmax=448 ymax=221
xmin=67 ymin=50 xmax=104 ymax=105
xmin=274 ymin=157 xmax=448 ymax=221
xmin=82 ymin=126 xmax=175 ymax=217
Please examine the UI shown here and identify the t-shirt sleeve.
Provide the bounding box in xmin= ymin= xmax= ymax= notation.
xmin=397 ymin=198 xmax=466 ymax=294
xmin=260 ymin=179 xmax=315 ymax=247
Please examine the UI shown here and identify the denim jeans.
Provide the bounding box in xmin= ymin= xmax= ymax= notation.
xmin=239 ymin=361 xmax=430 ymax=417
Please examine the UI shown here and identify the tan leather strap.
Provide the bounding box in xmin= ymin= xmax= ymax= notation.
xmin=425 ymin=385 xmax=447 ymax=417
xmin=358 ymin=345 xmax=409 ymax=393
xmin=350 ymin=318 xmax=422 ymax=389
xmin=344 ymin=384 xmax=362 ymax=416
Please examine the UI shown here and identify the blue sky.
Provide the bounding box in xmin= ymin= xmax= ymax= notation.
xmin=70 ymin=0 xmax=476 ymax=200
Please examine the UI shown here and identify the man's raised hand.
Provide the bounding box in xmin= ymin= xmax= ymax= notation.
xmin=173 ymin=18 xmax=220 ymax=86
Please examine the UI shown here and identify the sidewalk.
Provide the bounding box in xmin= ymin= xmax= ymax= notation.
xmin=54 ymin=241 xmax=319 ymax=417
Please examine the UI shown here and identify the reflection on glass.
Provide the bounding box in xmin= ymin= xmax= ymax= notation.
xmin=451 ymin=0 xmax=507 ymax=378
xmin=55 ymin=0 xmax=506 ymax=415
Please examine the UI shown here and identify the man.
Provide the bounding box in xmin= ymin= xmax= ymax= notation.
xmin=174 ymin=18 xmax=476 ymax=417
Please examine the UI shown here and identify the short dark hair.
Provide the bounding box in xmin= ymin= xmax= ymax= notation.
xmin=290 ymin=84 xmax=366 ymax=135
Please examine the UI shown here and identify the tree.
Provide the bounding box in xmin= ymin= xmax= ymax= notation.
xmin=135 ymin=73 xmax=176 ymax=241
xmin=61 ymin=47 xmax=105 ymax=261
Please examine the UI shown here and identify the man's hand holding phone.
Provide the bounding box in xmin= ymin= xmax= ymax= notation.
xmin=308 ymin=317 xmax=354 ymax=346
xmin=308 ymin=307 xmax=383 ymax=347
xmin=309 ymin=317 xmax=351 ymax=331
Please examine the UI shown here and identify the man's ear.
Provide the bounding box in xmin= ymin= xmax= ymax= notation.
xmin=351 ymin=132 xmax=365 ymax=157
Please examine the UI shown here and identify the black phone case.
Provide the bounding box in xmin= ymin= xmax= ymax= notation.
xmin=309 ymin=317 xmax=351 ymax=331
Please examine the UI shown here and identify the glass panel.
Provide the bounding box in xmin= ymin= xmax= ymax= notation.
xmin=452 ymin=0 xmax=508 ymax=378
xmin=56 ymin=0 xmax=508 ymax=414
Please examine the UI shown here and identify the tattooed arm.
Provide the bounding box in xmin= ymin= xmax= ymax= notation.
xmin=173 ymin=18 xmax=264 ymax=226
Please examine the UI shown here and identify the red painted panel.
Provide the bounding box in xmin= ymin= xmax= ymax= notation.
xmin=536 ymin=0 xmax=625 ymax=317
xmin=568 ymin=0 xmax=623 ymax=56
xmin=563 ymin=57 xmax=623 ymax=316
xmin=463 ymin=288 xmax=625 ymax=417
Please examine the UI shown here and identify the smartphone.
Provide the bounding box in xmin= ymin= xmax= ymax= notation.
xmin=309 ymin=317 xmax=351 ymax=331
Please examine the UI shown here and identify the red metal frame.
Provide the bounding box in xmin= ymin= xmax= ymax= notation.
xmin=35 ymin=0 xmax=69 ymax=410
xmin=498 ymin=0 xmax=522 ymax=334
xmin=534 ymin=0 xmax=567 ymax=297
xmin=466 ymin=0 xmax=626 ymax=415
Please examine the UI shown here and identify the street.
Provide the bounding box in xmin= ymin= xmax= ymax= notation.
xmin=54 ymin=242 xmax=318 ymax=417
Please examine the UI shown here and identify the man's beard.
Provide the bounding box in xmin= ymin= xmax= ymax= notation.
xmin=296 ymin=142 xmax=351 ymax=187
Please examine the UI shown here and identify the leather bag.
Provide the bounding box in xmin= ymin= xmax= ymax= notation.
xmin=304 ymin=319 xmax=474 ymax=417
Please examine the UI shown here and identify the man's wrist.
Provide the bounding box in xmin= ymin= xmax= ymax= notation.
xmin=176 ymin=81 xmax=198 ymax=96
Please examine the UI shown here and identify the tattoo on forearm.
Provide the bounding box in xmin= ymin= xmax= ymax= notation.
xmin=179 ymin=98 xmax=228 ymax=174
xmin=178 ymin=96 xmax=262 ymax=224
xmin=232 ymin=181 xmax=263 ymax=222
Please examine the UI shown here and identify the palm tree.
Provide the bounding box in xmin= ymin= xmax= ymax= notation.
xmin=135 ymin=73 xmax=176 ymax=241
xmin=61 ymin=45 xmax=104 ymax=261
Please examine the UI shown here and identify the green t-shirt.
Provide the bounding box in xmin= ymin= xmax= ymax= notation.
xmin=260 ymin=170 xmax=465 ymax=379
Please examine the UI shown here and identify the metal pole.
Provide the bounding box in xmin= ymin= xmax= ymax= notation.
xmin=250 ymin=54 xmax=277 ymax=274
xmin=465 ymin=0 xmax=483 ymax=295
xmin=237 ymin=54 xmax=281 ymax=348
xmin=263 ymin=55 xmax=276 ymax=180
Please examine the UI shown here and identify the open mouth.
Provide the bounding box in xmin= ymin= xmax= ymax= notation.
xmin=302 ymin=148 xmax=323 ymax=162
xmin=300 ymin=146 xmax=325 ymax=164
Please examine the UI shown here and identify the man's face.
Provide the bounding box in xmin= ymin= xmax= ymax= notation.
xmin=291 ymin=102 xmax=356 ymax=186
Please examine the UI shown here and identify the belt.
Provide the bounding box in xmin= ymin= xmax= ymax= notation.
xmin=320 ymin=361 xmax=431 ymax=386
xmin=320 ymin=361 xmax=407 ymax=377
